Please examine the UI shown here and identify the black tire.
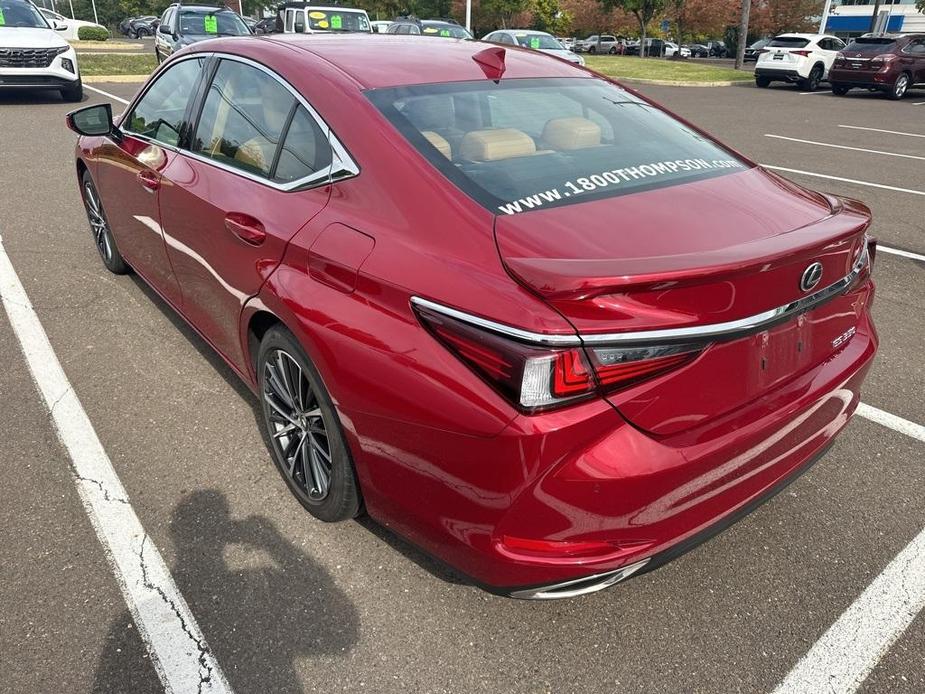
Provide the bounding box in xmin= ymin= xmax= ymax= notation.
xmin=831 ymin=83 xmax=850 ymax=96
xmin=755 ymin=76 xmax=770 ymax=88
xmin=128 ymin=29 xmax=137 ymax=38
xmin=80 ymin=171 xmax=130 ymax=275
xmin=60 ymin=78 xmax=83 ymax=102
xmin=154 ymin=46 xmax=162 ymax=64
xmin=136 ymin=27 xmax=149 ymax=38
xmin=257 ymin=326 xmax=362 ymax=522
xmin=608 ymin=46 xmax=616 ymax=54
xmin=588 ymin=45 xmax=596 ymax=54
xmin=801 ymin=64 xmax=823 ymax=92
xmin=887 ymin=72 xmax=911 ymax=100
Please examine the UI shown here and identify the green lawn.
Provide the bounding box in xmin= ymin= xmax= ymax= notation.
xmin=78 ymin=53 xmax=157 ymax=76
xmin=585 ymin=55 xmax=752 ymax=83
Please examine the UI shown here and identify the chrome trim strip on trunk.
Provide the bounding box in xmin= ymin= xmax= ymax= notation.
xmin=508 ymin=559 xmax=650 ymax=600
xmin=411 ymin=245 xmax=869 ymax=348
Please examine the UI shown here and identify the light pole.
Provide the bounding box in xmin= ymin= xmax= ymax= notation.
xmin=465 ymin=0 xmax=471 ymax=33
xmin=819 ymin=0 xmax=833 ymax=33
xmin=90 ymin=0 xmax=98 ymax=24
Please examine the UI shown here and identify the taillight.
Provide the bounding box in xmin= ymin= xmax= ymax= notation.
xmin=413 ymin=301 xmax=701 ymax=413
xmin=792 ymin=50 xmax=811 ymax=57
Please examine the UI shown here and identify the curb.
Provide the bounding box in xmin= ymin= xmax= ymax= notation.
xmin=616 ymin=76 xmax=751 ymax=87
xmin=84 ymin=74 xmax=148 ymax=83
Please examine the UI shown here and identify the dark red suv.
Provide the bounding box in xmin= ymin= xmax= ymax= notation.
xmin=830 ymin=33 xmax=925 ymax=99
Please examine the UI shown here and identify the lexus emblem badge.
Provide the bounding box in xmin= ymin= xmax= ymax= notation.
xmin=800 ymin=262 xmax=824 ymax=293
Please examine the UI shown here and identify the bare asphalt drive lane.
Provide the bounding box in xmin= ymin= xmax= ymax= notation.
xmin=0 ymin=79 xmax=922 ymax=694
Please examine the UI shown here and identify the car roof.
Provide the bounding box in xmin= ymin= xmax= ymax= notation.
xmin=502 ymin=29 xmax=551 ymax=36
xmin=251 ymin=34 xmax=584 ymax=89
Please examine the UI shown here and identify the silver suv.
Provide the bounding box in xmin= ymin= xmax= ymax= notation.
xmin=576 ymin=34 xmax=620 ymax=54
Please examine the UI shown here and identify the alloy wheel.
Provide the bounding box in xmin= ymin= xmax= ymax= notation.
xmin=263 ymin=349 xmax=332 ymax=501
xmin=84 ymin=181 xmax=113 ymax=262
xmin=894 ymin=74 xmax=908 ymax=99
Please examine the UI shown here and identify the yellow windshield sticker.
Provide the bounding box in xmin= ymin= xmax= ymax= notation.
xmin=308 ymin=11 xmax=326 ymax=19
xmin=423 ymin=27 xmax=438 ymax=33
xmin=330 ymin=15 xmax=342 ymax=29
xmin=529 ymin=37 xmax=540 ymax=48
xmin=317 ymin=19 xmax=329 ymax=28
xmin=204 ymin=15 xmax=218 ymax=33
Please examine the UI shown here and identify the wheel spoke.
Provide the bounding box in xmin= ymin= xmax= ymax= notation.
xmin=287 ymin=433 xmax=308 ymax=478
xmin=310 ymin=436 xmax=332 ymax=467
xmin=272 ymin=422 xmax=299 ymax=439
xmin=263 ymin=391 xmax=300 ymax=428
xmin=308 ymin=440 xmax=330 ymax=497
xmin=265 ymin=361 xmax=295 ymax=410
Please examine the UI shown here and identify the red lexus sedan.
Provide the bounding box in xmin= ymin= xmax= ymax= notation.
xmin=66 ymin=36 xmax=877 ymax=599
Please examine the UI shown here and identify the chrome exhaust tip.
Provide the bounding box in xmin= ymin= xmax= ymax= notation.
xmin=508 ymin=559 xmax=650 ymax=600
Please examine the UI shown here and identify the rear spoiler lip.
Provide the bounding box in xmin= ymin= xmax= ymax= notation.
xmin=411 ymin=243 xmax=870 ymax=348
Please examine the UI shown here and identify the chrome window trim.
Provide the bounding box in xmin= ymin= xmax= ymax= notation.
xmin=411 ymin=245 xmax=869 ymax=348
xmin=122 ymin=52 xmax=359 ymax=193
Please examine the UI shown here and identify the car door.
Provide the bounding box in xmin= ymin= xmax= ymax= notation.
xmin=905 ymin=39 xmax=925 ymax=83
xmin=818 ymin=37 xmax=843 ymax=76
xmin=96 ymin=56 xmax=205 ymax=306
xmin=155 ymin=7 xmax=174 ymax=57
xmin=158 ymin=57 xmax=342 ymax=370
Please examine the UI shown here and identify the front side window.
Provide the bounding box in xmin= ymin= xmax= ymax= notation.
xmin=369 ymin=78 xmax=748 ymax=216
xmin=0 ymin=0 xmax=50 ymax=28
xmin=192 ymin=60 xmax=295 ymax=178
xmin=125 ymin=58 xmax=203 ymax=147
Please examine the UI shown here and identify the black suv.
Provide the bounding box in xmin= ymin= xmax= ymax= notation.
xmin=154 ymin=3 xmax=251 ymax=63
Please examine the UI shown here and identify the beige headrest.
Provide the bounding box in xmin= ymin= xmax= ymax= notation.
xmin=542 ymin=117 xmax=602 ymax=150
xmin=459 ymin=128 xmax=536 ymax=162
xmin=422 ymin=130 xmax=452 ymax=159
xmin=234 ymin=138 xmax=273 ymax=173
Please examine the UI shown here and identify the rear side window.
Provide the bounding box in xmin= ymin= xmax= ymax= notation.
xmin=274 ymin=106 xmax=333 ymax=183
xmin=126 ymin=57 xmax=203 ymax=146
xmin=768 ymin=37 xmax=809 ymax=48
xmin=192 ymin=60 xmax=295 ymax=178
xmin=368 ymin=78 xmax=747 ymax=216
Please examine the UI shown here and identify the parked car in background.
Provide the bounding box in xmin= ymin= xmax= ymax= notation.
xmin=482 ymin=29 xmax=584 ymax=65
xmin=626 ymin=38 xmax=666 ymax=57
xmin=118 ymin=16 xmax=136 ymax=36
xmin=686 ymin=43 xmax=709 ymax=57
xmin=576 ymin=34 xmax=621 ymax=54
xmin=370 ymin=20 xmax=392 ymax=33
xmin=664 ymin=41 xmax=690 ymax=58
xmin=38 ymin=8 xmax=107 ymax=41
xmin=242 ymin=16 xmax=257 ymax=31
xmin=557 ymin=36 xmax=575 ymax=50
xmin=707 ymin=40 xmax=727 ymax=57
xmin=154 ymin=3 xmax=250 ymax=63
xmin=66 ymin=34 xmax=878 ymax=600
xmin=830 ymin=33 xmax=925 ymax=100
xmin=755 ymin=33 xmax=846 ymax=91
xmin=277 ymin=2 xmax=371 ymax=34
xmin=128 ymin=15 xmax=159 ymax=38
xmin=744 ymin=37 xmax=770 ymax=62
xmin=0 ymin=0 xmax=82 ymax=100
xmin=253 ymin=17 xmax=277 ymax=34
xmin=386 ymin=17 xmax=471 ymax=38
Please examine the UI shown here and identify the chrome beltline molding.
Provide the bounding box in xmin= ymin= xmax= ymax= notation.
xmin=411 ymin=246 xmax=869 ymax=347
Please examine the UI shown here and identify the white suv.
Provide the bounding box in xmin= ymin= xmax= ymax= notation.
xmin=0 ymin=0 xmax=81 ymax=101
xmin=577 ymin=35 xmax=620 ymax=54
xmin=755 ymin=33 xmax=846 ymax=91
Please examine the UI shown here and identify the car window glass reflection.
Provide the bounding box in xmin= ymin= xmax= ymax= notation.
xmin=126 ymin=58 xmax=203 ymax=147
xmin=193 ymin=60 xmax=296 ymax=178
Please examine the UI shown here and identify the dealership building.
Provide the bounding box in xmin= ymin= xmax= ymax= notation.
xmin=823 ymin=1 xmax=925 ymax=39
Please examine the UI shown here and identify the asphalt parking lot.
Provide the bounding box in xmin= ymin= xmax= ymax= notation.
xmin=0 ymin=77 xmax=922 ymax=694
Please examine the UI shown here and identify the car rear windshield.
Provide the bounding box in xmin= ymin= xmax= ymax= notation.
xmin=367 ymin=77 xmax=747 ymax=216
xmin=515 ymin=33 xmax=561 ymax=49
xmin=844 ymin=37 xmax=897 ymax=52
xmin=307 ymin=9 xmax=369 ymax=32
xmin=422 ymin=22 xmax=470 ymax=38
xmin=768 ymin=37 xmax=810 ymax=48
xmin=179 ymin=10 xmax=248 ymax=36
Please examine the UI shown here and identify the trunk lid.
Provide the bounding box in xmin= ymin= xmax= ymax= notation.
xmin=494 ymin=167 xmax=871 ymax=436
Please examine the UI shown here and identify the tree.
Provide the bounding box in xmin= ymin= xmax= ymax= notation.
xmin=597 ymin=0 xmax=666 ymax=57
xmin=532 ymin=0 xmax=572 ymax=35
xmin=480 ymin=0 xmax=531 ymax=28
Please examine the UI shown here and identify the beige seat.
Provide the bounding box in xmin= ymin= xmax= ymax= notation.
xmin=421 ymin=130 xmax=452 ymax=159
xmin=541 ymin=117 xmax=602 ymax=151
xmin=459 ymin=128 xmax=537 ymax=162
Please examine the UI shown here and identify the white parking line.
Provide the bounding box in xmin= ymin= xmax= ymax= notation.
xmin=764 ymin=134 xmax=925 ymax=162
xmin=85 ymin=84 xmax=130 ymax=105
xmin=773 ymin=405 xmax=925 ymax=694
xmin=763 ymin=165 xmax=925 ymax=197
xmin=772 ymin=526 xmax=925 ymax=694
xmin=0 ymin=234 xmax=232 ymax=694
xmin=877 ymin=246 xmax=925 ymax=262
xmin=838 ymin=124 xmax=925 ymax=139
xmin=856 ymin=403 xmax=925 ymax=443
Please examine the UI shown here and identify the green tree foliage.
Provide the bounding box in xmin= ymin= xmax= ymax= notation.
xmin=531 ymin=0 xmax=572 ymax=34
xmin=479 ymin=0 xmax=531 ymax=28
xmin=597 ymin=0 xmax=665 ymax=55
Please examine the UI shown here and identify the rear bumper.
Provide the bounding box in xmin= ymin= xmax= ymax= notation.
xmin=352 ymin=286 xmax=878 ymax=593
xmin=829 ymin=68 xmax=895 ymax=88
xmin=755 ymin=67 xmax=806 ymax=81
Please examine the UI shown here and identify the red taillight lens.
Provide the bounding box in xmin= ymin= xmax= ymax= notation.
xmin=414 ymin=302 xmax=702 ymax=413
xmin=792 ymin=50 xmax=811 ymax=57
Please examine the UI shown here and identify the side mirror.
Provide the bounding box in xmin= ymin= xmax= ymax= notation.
xmin=54 ymin=21 xmax=68 ymax=31
xmin=66 ymin=103 xmax=114 ymax=137
xmin=159 ymin=23 xmax=171 ymax=34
